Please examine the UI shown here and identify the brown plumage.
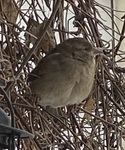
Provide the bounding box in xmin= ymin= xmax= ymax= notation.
xmin=28 ymin=38 xmax=102 ymax=109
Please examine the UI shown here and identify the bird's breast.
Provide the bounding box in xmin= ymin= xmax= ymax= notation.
xmin=67 ymin=60 xmax=95 ymax=105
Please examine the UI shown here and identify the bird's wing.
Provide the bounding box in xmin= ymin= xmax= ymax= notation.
xmin=28 ymin=53 xmax=80 ymax=83
xmin=28 ymin=52 xmax=82 ymax=107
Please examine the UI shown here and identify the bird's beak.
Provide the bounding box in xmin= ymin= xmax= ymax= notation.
xmin=93 ymin=47 xmax=109 ymax=60
xmin=93 ymin=47 xmax=104 ymax=55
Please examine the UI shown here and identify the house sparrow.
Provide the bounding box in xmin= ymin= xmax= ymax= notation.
xmin=28 ymin=38 xmax=103 ymax=113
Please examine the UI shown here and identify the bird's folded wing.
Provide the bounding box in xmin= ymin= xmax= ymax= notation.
xmin=28 ymin=53 xmax=82 ymax=105
xmin=28 ymin=53 xmax=81 ymax=83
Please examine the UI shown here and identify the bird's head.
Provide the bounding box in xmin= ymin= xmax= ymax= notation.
xmin=54 ymin=38 xmax=104 ymax=63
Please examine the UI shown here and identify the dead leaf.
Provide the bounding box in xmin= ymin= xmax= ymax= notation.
xmin=84 ymin=140 xmax=93 ymax=150
xmin=84 ymin=97 xmax=95 ymax=122
xmin=0 ymin=0 xmax=18 ymax=23
xmin=0 ymin=73 xmax=6 ymax=88
xmin=84 ymin=138 xmax=99 ymax=150
xmin=25 ymin=19 xmax=55 ymax=54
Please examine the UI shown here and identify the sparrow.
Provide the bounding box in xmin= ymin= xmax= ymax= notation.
xmin=28 ymin=38 xmax=103 ymax=112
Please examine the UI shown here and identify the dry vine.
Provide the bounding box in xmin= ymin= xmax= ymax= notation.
xmin=0 ymin=0 xmax=125 ymax=149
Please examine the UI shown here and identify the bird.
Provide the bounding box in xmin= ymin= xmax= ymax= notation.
xmin=28 ymin=38 xmax=103 ymax=112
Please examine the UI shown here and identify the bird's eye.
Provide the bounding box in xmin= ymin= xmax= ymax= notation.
xmin=72 ymin=52 xmax=75 ymax=57
xmin=84 ymin=47 xmax=88 ymax=51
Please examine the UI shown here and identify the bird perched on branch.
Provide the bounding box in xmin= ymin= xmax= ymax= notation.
xmin=28 ymin=38 xmax=103 ymax=114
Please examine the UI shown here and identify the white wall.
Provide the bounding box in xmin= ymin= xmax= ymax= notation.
xmin=97 ymin=0 xmax=125 ymax=149
xmin=115 ymin=0 xmax=125 ymax=67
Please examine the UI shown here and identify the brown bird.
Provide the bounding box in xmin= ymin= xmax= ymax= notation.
xmin=28 ymin=38 xmax=103 ymax=112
